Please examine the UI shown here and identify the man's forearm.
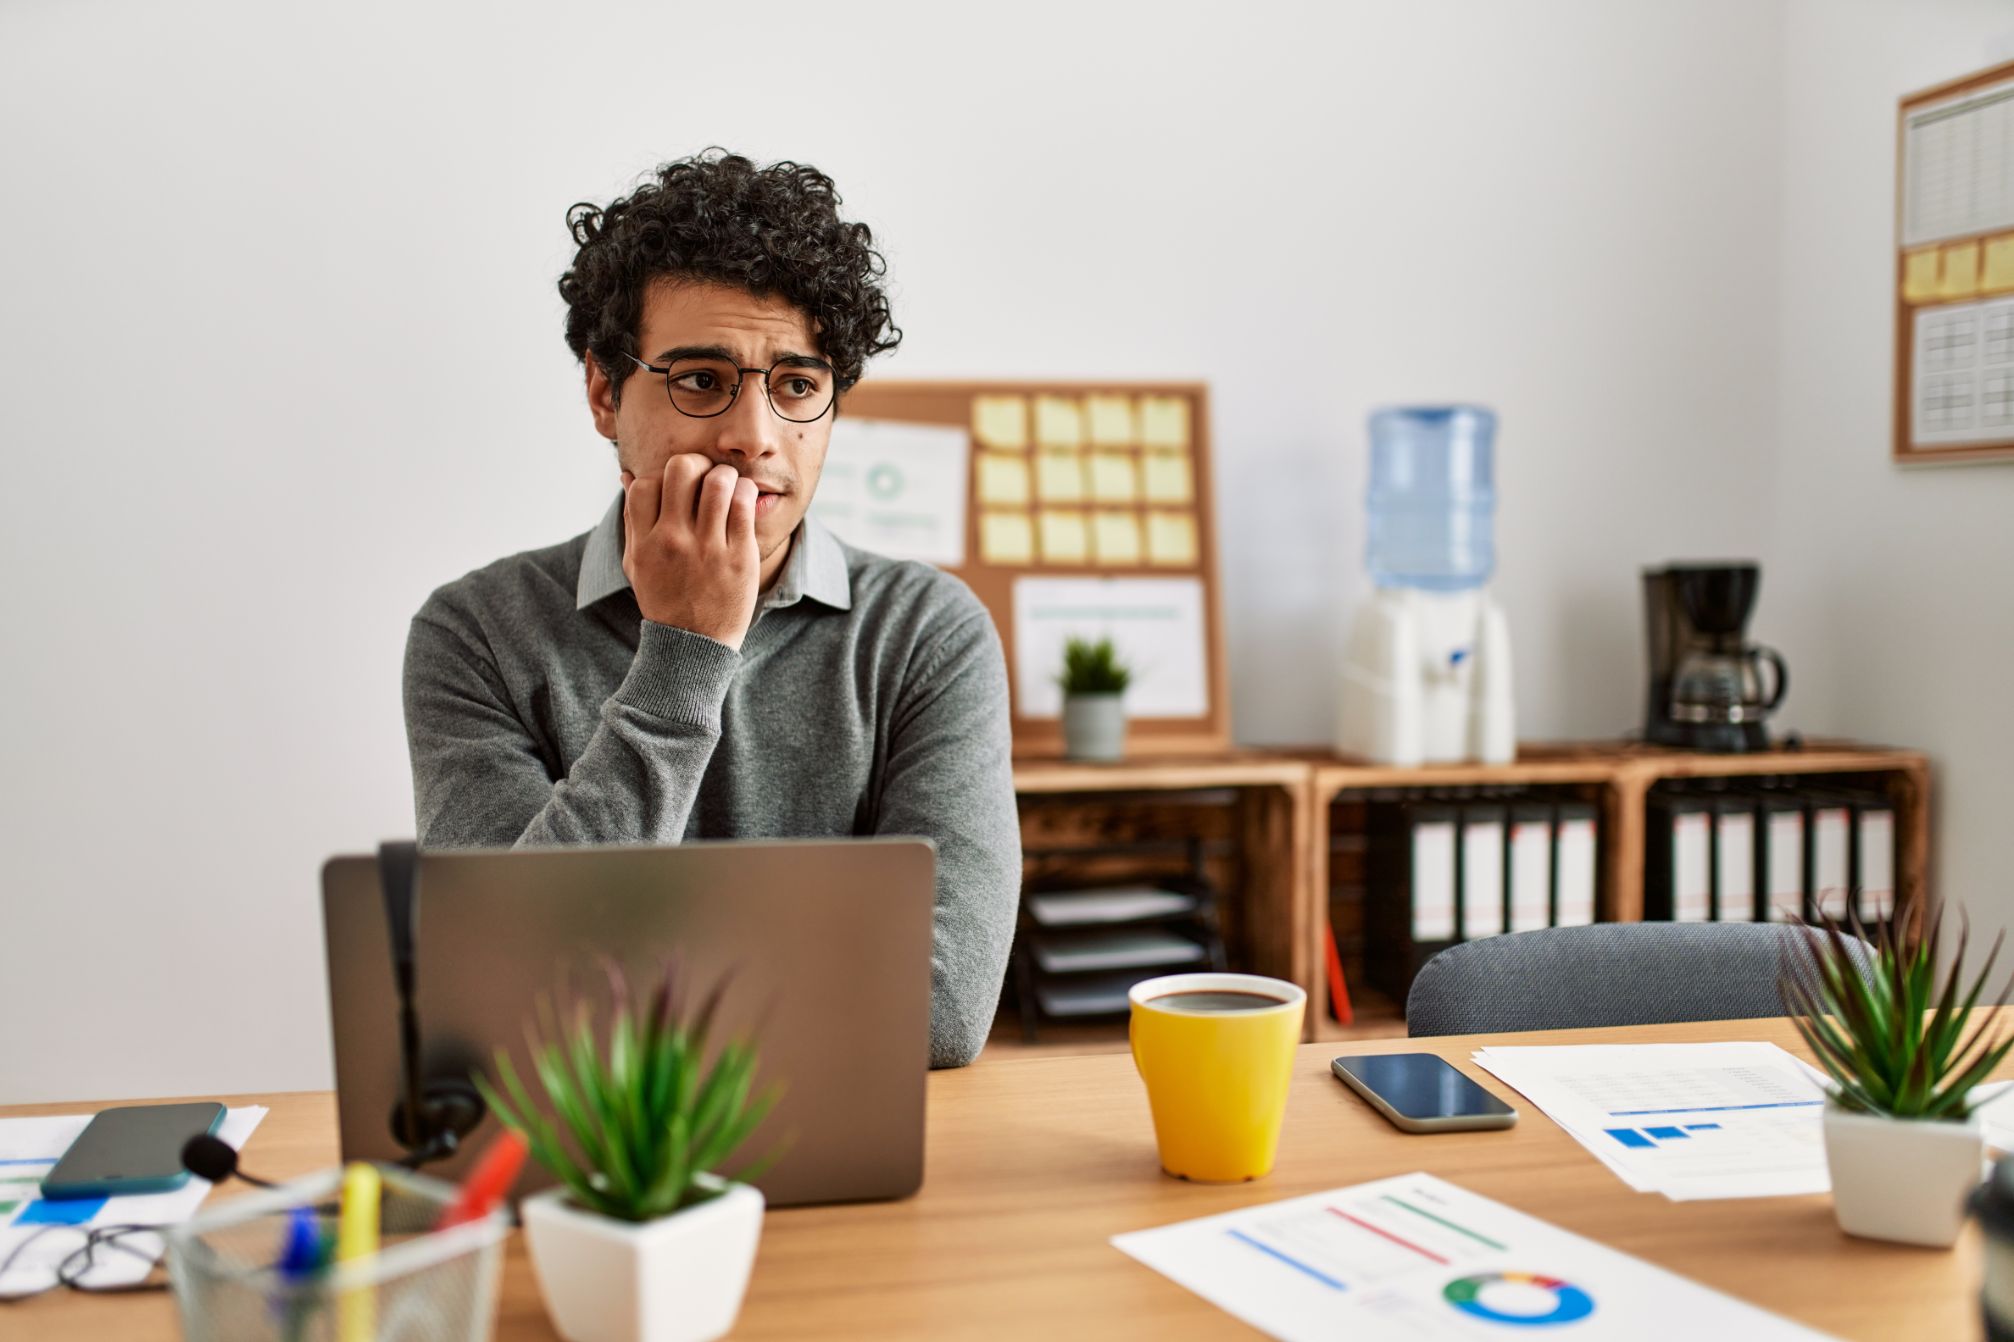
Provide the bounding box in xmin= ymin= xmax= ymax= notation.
xmin=874 ymin=611 xmax=1021 ymax=1068
xmin=407 ymin=616 xmax=738 ymax=849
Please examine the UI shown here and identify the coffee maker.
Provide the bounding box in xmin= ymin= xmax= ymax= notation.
xmin=1642 ymin=562 xmax=1788 ymax=752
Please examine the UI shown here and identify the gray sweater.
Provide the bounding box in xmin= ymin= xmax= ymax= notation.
xmin=401 ymin=496 xmax=1021 ymax=1067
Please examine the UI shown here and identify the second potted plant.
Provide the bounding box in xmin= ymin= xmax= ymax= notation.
xmin=1060 ymin=635 xmax=1132 ymax=761
xmin=477 ymin=960 xmax=782 ymax=1342
xmin=1783 ymin=909 xmax=2013 ymax=1247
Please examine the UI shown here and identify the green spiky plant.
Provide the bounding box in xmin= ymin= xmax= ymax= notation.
xmin=475 ymin=958 xmax=783 ymax=1222
xmin=1059 ymin=636 xmax=1132 ymax=696
xmin=1781 ymin=906 xmax=2014 ymax=1121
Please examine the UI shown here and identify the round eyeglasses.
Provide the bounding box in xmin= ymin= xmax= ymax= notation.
xmin=624 ymin=353 xmax=836 ymax=423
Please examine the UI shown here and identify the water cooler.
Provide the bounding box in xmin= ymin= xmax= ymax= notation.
xmin=1335 ymin=406 xmax=1515 ymax=766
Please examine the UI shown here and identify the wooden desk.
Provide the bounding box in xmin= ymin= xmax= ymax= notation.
xmin=9 ymin=1016 xmax=1995 ymax=1340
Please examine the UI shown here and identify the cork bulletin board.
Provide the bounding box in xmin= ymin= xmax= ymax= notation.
xmin=823 ymin=380 xmax=1230 ymax=758
xmin=1896 ymin=58 xmax=2014 ymax=464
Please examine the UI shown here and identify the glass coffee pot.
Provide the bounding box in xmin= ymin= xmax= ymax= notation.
xmin=1669 ymin=640 xmax=1788 ymax=729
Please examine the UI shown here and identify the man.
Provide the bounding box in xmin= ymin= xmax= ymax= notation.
xmin=402 ymin=150 xmax=1019 ymax=1068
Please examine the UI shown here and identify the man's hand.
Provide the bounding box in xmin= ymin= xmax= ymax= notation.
xmin=621 ymin=455 xmax=761 ymax=650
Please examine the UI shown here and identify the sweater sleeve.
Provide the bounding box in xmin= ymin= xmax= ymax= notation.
xmin=403 ymin=609 xmax=738 ymax=849
xmin=875 ymin=609 xmax=1021 ymax=1068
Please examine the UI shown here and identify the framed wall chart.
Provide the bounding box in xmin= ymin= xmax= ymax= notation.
xmin=1896 ymin=58 xmax=2014 ymax=464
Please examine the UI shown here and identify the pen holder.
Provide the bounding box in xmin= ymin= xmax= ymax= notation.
xmin=165 ymin=1164 xmax=508 ymax=1342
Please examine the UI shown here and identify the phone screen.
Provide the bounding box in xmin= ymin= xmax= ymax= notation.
xmin=42 ymin=1102 xmax=225 ymax=1198
xmin=1332 ymin=1054 xmax=1515 ymax=1120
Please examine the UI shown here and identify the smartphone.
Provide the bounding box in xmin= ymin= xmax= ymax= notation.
xmin=1331 ymin=1054 xmax=1517 ymax=1134
xmin=40 ymin=1102 xmax=226 ymax=1199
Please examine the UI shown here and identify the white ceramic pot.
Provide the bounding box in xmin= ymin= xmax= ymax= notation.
xmin=1823 ymin=1102 xmax=1984 ymax=1247
xmin=520 ymin=1175 xmax=764 ymax=1342
xmin=1063 ymin=692 xmax=1127 ymax=761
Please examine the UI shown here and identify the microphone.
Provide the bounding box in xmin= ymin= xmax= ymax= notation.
xmin=181 ymin=1133 xmax=277 ymax=1188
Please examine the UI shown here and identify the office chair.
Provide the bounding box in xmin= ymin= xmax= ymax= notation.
xmin=1405 ymin=922 xmax=1878 ymax=1037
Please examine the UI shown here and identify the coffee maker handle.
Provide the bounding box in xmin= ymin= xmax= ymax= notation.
xmin=1759 ymin=646 xmax=1789 ymax=711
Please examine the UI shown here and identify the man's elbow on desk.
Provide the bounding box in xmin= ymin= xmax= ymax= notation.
xmin=930 ymin=992 xmax=1001 ymax=1069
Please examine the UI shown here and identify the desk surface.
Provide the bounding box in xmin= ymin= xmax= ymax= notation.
xmin=6 ymin=1016 xmax=1994 ymax=1340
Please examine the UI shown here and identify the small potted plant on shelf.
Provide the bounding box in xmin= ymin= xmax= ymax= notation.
xmin=1060 ymin=635 xmax=1132 ymax=761
xmin=1781 ymin=908 xmax=2014 ymax=1247
xmin=477 ymin=959 xmax=782 ymax=1342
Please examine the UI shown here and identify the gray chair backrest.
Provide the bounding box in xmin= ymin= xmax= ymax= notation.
xmin=1405 ymin=922 xmax=1878 ymax=1037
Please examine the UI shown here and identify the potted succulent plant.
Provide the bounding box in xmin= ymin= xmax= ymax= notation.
xmin=476 ymin=960 xmax=782 ymax=1342
xmin=1059 ymin=636 xmax=1132 ymax=761
xmin=1782 ymin=909 xmax=2014 ymax=1247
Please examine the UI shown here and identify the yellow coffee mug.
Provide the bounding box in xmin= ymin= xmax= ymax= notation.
xmin=1129 ymin=972 xmax=1306 ymax=1182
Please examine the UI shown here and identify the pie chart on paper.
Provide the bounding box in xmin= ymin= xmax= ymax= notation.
xmin=1442 ymin=1271 xmax=1597 ymax=1326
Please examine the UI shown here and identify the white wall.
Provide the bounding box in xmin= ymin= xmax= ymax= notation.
xmin=1770 ymin=0 xmax=2014 ymax=954
xmin=0 ymin=0 xmax=1788 ymax=1102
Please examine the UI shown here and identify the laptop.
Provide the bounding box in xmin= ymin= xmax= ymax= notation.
xmin=321 ymin=838 xmax=934 ymax=1206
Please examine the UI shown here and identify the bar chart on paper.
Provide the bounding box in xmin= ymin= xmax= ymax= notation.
xmin=1471 ymin=1044 xmax=1831 ymax=1200
xmin=1113 ymin=1173 xmax=1831 ymax=1340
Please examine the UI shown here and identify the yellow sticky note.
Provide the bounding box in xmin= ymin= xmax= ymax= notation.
xmin=972 ymin=396 xmax=1029 ymax=451
xmin=1034 ymin=395 xmax=1085 ymax=450
xmin=1983 ymin=236 xmax=2014 ymax=294
xmin=977 ymin=452 xmax=1031 ymax=506
xmin=1088 ymin=452 xmax=1138 ymax=503
xmin=1035 ymin=450 xmax=1085 ymax=503
xmin=1903 ymin=248 xmax=1942 ymax=303
xmin=1142 ymin=451 xmax=1193 ymax=504
xmin=980 ymin=512 xmax=1034 ymax=565
xmin=1091 ymin=511 xmax=1142 ymax=565
xmin=1940 ymin=241 xmax=1982 ymax=299
xmin=1140 ymin=395 xmax=1191 ymax=450
xmin=1037 ymin=511 xmax=1088 ymax=564
xmin=1086 ymin=395 xmax=1137 ymax=446
xmin=1146 ymin=512 xmax=1198 ymax=566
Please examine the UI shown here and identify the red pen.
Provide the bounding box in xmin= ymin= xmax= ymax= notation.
xmin=436 ymin=1129 xmax=528 ymax=1229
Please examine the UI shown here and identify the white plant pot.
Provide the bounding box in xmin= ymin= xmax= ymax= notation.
xmin=1063 ymin=692 xmax=1127 ymax=761
xmin=520 ymin=1175 xmax=764 ymax=1342
xmin=1823 ymin=1102 xmax=1983 ymax=1247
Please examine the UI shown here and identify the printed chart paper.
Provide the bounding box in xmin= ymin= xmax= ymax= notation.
xmin=1910 ymin=295 xmax=2014 ymax=447
xmin=1901 ymin=70 xmax=2014 ymax=249
xmin=1471 ymin=1043 xmax=1831 ymax=1201
xmin=0 ymin=1106 xmax=267 ymax=1295
xmin=1974 ymin=1080 xmax=2014 ymax=1151
xmin=1113 ymin=1172 xmax=1836 ymax=1341
xmin=1012 ymin=576 xmax=1209 ymax=718
xmin=813 ymin=418 xmax=969 ymax=565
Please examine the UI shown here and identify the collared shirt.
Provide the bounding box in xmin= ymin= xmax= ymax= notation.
xmin=572 ymin=493 xmax=854 ymax=616
xmin=401 ymin=495 xmax=1020 ymax=1067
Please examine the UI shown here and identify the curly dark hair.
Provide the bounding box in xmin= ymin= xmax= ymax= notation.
xmin=558 ymin=149 xmax=901 ymax=402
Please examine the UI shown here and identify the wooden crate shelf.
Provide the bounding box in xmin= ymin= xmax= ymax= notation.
xmin=1005 ymin=741 xmax=1930 ymax=1047
xmin=1301 ymin=741 xmax=1931 ymax=1042
xmin=1010 ymin=753 xmax=1315 ymax=1026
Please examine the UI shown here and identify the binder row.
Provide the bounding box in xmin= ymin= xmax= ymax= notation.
xmin=1645 ymin=783 xmax=1897 ymax=927
xmin=1365 ymin=793 xmax=1601 ymax=998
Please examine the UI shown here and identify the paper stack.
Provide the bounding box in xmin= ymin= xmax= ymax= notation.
xmin=1472 ymin=1042 xmax=1831 ymax=1201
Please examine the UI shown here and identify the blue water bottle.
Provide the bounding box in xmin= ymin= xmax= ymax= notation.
xmin=1365 ymin=406 xmax=1497 ymax=591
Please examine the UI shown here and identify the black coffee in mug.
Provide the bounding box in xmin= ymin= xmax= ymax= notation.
xmin=1149 ymin=991 xmax=1287 ymax=1013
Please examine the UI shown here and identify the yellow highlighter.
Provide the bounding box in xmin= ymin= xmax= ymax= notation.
xmin=336 ymin=1161 xmax=382 ymax=1342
